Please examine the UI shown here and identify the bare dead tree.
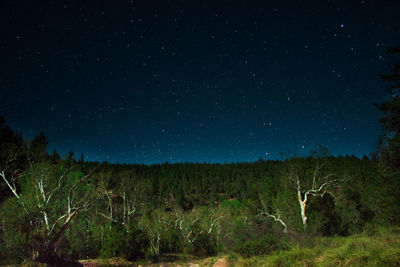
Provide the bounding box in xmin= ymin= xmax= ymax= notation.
xmin=96 ymin=176 xmax=116 ymax=227
xmin=139 ymin=210 xmax=168 ymax=255
xmin=119 ymin=176 xmax=144 ymax=227
xmin=172 ymin=207 xmax=223 ymax=247
xmin=173 ymin=208 xmax=202 ymax=245
xmin=204 ymin=208 xmax=223 ymax=236
xmin=288 ymin=161 xmax=342 ymax=230
xmin=96 ymin=174 xmax=144 ymax=232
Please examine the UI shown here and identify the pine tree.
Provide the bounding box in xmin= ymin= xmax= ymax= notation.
xmin=379 ymin=39 xmax=400 ymax=171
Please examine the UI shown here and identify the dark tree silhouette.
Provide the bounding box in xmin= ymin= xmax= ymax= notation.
xmin=378 ymin=35 xmax=400 ymax=171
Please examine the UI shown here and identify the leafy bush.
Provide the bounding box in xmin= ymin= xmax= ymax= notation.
xmin=100 ymin=224 xmax=148 ymax=261
xmin=234 ymin=233 xmax=277 ymax=258
xmin=100 ymin=226 xmax=126 ymax=258
xmin=0 ymin=197 xmax=34 ymax=263
xmin=125 ymin=224 xmax=148 ymax=261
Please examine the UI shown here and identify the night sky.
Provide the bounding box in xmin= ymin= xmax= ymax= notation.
xmin=1 ymin=0 xmax=399 ymax=164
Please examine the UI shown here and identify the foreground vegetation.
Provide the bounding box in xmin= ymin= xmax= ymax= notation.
xmin=233 ymin=226 xmax=400 ymax=267
xmin=46 ymin=227 xmax=400 ymax=266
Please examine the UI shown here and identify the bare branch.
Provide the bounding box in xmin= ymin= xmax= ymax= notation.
xmin=259 ymin=198 xmax=287 ymax=233
xmin=287 ymin=160 xmax=343 ymax=230
xmin=0 ymin=170 xmax=29 ymax=214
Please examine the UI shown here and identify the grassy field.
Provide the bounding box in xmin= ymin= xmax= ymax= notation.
xmin=233 ymin=227 xmax=400 ymax=267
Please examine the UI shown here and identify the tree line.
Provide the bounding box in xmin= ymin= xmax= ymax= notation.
xmin=0 ymin=122 xmax=398 ymax=265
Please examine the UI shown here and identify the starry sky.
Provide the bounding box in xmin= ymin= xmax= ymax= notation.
xmin=0 ymin=0 xmax=399 ymax=164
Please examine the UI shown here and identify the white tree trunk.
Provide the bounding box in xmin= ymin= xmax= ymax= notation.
xmin=297 ymin=190 xmax=307 ymax=230
xmin=290 ymin=162 xmax=341 ymax=232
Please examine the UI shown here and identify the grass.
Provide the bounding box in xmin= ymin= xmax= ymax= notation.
xmin=234 ymin=226 xmax=400 ymax=267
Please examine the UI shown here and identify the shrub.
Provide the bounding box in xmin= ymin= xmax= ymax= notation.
xmin=99 ymin=224 xmax=147 ymax=261
xmin=234 ymin=233 xmax=277 ymax=258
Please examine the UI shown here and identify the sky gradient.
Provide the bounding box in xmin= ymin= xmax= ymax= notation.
xmin=1 ymin=0 xmax=399 ymax=164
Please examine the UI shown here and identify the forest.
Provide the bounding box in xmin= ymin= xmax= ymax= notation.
xmin=0 ymin=47 xmax=399 ymax=267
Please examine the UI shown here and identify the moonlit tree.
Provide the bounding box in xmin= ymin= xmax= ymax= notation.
xmin=287 ymin=158 xmax=342 ymax=231
xmin=1 ymin=161 xmax=95 ymax=263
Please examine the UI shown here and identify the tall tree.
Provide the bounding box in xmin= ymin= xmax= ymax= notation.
xmin=376 ymin=33 xmax=400 ymax=224
xmin=378 ymin=36 xmax=400 ymax=171
xmin=0 ymin=162 xmax=95 ymax=264
xmin=275 ymin=155 xmax=343 ymax=232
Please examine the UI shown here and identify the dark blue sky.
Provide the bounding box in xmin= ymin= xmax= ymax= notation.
xmin=0 ymin=0 xmax=399 ymax=164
